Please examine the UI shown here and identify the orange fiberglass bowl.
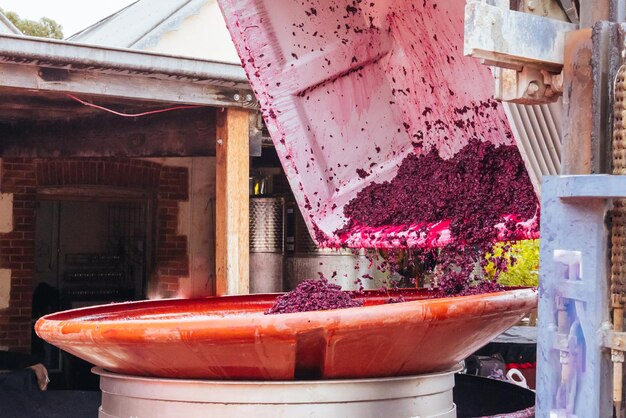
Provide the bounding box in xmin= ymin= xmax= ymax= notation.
xmin=35 ymin=288 xmax=536 ymax=380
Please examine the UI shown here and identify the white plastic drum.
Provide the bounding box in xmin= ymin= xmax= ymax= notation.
xmin=95 ymin=367 xmax=458 ymax=418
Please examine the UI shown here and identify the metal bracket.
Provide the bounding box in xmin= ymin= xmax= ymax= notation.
xmin=608 ymin=331 xmax=626 ymax=351
xmin=464 ymin=0 xmax=577 ymax=104
xmin=519 ymin=0 xmax=573 ymax=22
xmin=465 ymin=0 xmax=577 ymax=69
xmin=493 ymin=66 xmax=563 ymax=104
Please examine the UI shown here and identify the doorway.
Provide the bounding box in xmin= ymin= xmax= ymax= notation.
xmin=32 ymin=197 xmax=153 ymax=389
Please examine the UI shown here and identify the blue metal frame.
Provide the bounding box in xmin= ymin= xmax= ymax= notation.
xmin=536 ymin=175 xmax=626 ymax=417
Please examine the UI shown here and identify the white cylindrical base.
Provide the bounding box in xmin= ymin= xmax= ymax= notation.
xmin=95 ymin=367 xmax=457 ymax=418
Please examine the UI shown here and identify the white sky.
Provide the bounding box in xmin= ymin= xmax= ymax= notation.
xmin=1 ymin=0 xmax=137 ymax=37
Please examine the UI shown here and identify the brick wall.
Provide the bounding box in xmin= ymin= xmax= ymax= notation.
xmin=0 ymin=159 xmax=37 ymax=352
xmin=0 ymin=158 xmax=189 ymax=352
xmin=37 ymin=159 xmax=162 ymax=189
xmin=155 ymin=166 xmax=189 ymax=298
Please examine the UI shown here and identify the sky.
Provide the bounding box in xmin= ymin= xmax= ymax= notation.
xmin=1 ymin=0 xmax=137 ymax=37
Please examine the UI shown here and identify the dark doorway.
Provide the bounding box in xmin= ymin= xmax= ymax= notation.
xmin=32 ymin=197 xmax=153 ymax=389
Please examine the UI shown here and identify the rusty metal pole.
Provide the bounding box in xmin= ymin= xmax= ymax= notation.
xmin=574 ymin=2 xmax=626 ymax=417
xmin=579 ymin=1 xmax=610 ymax=27
xmin=561 ymin=19 xmax=612 ymax=175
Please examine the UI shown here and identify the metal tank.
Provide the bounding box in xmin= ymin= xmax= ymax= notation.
xmin=95 ymin=367 xmax=458 ymax=418
xmin=249 ymin=196 xmax=284 ymax=293
xmin=284 ymin=201 xmax=389 ymax=290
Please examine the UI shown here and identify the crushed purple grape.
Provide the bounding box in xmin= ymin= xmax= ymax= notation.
xmin=341 ymin=139 xmax=536 ymax=241
xmin=339 ymin=139 xmax=538 ymax=295
xmin=266 ymin=278 xmax=363 ymax=315
xmin=386 ymin=295 xmax=406 ymax=304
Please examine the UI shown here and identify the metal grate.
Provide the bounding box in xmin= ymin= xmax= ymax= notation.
xmin=503 ymin=101 xmax=562 ymax=196
xmin=293 ymin=206 xmax=319 ymax=254
xmin=63 ymin=288 xmax=133 ymax=300
xmin=107 ymin=202 xmax=147 ymax=299
xmin=64 ymin=271 xmax=124 ymax=282
xmin=65 ymin=253 xmax=121 ymax=266
xmin=108 ymin=203 xmax=145 ymax=243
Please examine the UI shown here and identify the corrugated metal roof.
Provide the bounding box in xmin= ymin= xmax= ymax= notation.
xmin=68 ymin=0 xmax=206 ymax=49
xmin=0 ymin=12 xmax=21 ymax=35
xmin=0 ymin=33 xmax=248 ymax=86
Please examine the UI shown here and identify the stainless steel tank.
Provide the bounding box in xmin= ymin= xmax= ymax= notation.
xmin=249 ymin=197 xmax=284 ymax=293
xmin=284 ymin=201 xmax=390 ymax=290
xmin=95 ymin=367 xmax=458 ymax=418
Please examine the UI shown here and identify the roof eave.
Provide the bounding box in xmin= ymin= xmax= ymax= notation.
xmin=0 ymin=33 xmax=248 ymax=87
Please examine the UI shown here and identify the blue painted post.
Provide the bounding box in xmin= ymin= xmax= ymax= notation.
xmin=536 ymin=175 xmax=626 ymax=417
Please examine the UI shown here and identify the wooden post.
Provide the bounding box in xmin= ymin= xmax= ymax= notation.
xmin=215 ymin=108 xmax=250 ymax=295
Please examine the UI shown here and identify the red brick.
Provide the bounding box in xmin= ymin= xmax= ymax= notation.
xmin=10 ymin=240 xmax=32 ymax=247
xmin=1 ymin=247 xmax=22 ymax=255
xmin=9 ymin=256 xmax=33 ymax=263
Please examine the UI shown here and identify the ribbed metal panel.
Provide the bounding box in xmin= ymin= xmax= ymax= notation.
xmin=503 ymin=101 xmax=562 ymax=196
xmin=249 ymin=197 xmax=284 ymax=253
xmin=288 ymin=202 xmax=356 ymax=255
xmin=294 ymin=207 xmax=319 ymax=254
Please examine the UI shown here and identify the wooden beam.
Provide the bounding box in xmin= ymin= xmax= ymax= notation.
xmin=215 ymin=108 xmax=250 ymax=295
xmin=0 ymin=107 xmax=217 ymax=158
xmin=188 ymin=157 xmax=217 ymax=298
xmin=0 ymin=61 xmax=257 ymax=109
